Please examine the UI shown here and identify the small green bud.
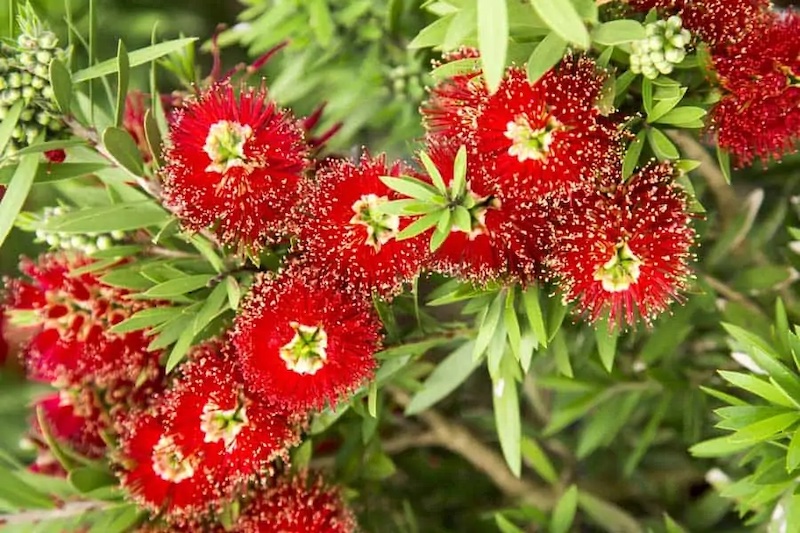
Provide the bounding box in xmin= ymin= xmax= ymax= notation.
xmin=70 ymin=236 xmax=86 ymax=248
xmin=83 ymin=243 xmax=98 ymax=255
xmin=47 ymin=120 xmax=63 ymax=132
xmin=42 ymin=85 xmax=54 ymax=100
xmin=20 ymin=109 xmax=34 ymax=121
xmin=35 ymin=50 xmax=52 ymax=65
xmin=649 ymin=51 xmax=665 ymax=64
xmin=36 ymin=112 xmax=50 ymax=126
xmin=665 ymin=48 xmax=685 ymax=64
xmin=21 ymin=72 xmax=33 ymax=86
xmin=8 ymin=72 xmax=22 ymax=88
xmin=21 ymin=86 xmax=36 ymax=100
xmin=45 ymin=234 xmax=60 ymax=246
xmin=30 ymin=76 xmax=45 ymax=89
xmin=33 ymin=64 xmax=48 ymax=78
xmin=667 ymin=15 xmax=682 ymax=30
xmin=669 ymin=34 xmax=686 ymax=49
xmin=19 ymin=52 xmax=35 ymax=66
xmin=96 ymin=236 xmax=112 ymax=250
xmin=648 ymin=36 xmax=663 ymax=51
xmin=110 ymin=230 xmax=126 ymax=240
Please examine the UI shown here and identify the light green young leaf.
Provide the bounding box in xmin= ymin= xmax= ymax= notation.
xmin=527 ymin=32 xmax=567 ymax=83
xmin=787 ymin=427 xmax=800 ymax=472
xmin=521 ymin=436 xmax=558 ymax=485
xmin=654 ymin=106 xmax=707 ymax=127
xmin=72 ymin=37 xmax=198 ymax=82
xmin=551 ymin=329 xmax=572 ymax=378
xmin=0 ymin=162 xmax=110 ymax=186
xmin=689 ymin=435 xmax=752 ymax=457
xmin=42 ymin=202 xmax=169 ymax=233
xmin=591 ymin=20 xmax=645 ymax=45
xmin=192 ymin=281 xmax=229 ymax=335
xmin=716 ymin=144 xmax=732 ymax=184
xmin=477 ymin=0 xmax=508 ymax=93
xmin=475 ymin=291 xmax=505 ymax=360
xmin=551 ymin=485 xmax=579 ymax=533
xmin=622 ymin=130 xmax=646 ymax=180
xmin=522 ymin=285 xmax=547 ymax=348
xmin=380 ymin=175 xmax=441 ymax=202
xmin=0 ymin=100 xmax=24 ymax=159
xmin=452 ymin=144 xmax=468 ymax=197
xmin=729 ymin=411 xmax=800 ymax=444
xmin=0 ymin=151 xmax=40 ymax=250
xmin=495 ymin=514 xmax=525 ymax=533
xmin=408 ymin=15 xmax=454 ymax=49
xmin=648 ymin=128 xmax=680 ymax=160
xmin=493 ymin=354 xmax=521 ymax=477
xmin=406 ymin=342 xmax=479 ymax=414
xmin=143 ymin=274 xmax=215 ymax=298
xmin=166 ymin=323 xmax=196 ymax=373
xmin=226 ymin=276 xmax=241 ymax=310
xmin=718 ymin=370 xmax=796 ymax=408
xmin=109 ymin=307 xmax=180 ymax=334
xmin=595 ymin=319 xmax=618 ymax=372
xmin=530 ymin=0 xmax=590 ymax=48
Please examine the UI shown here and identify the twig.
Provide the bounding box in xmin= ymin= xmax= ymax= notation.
xmin=0 ymin=501 xmax=108 ymax=525
xmin=702 ymin=273 xmax=766 ymax=317
xmin=666 ymin=131 xmax=740 ymax=228
xmin=310 ymin=431 xmax=439 ymax=470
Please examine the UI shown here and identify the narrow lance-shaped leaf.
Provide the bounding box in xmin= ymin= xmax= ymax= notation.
xmin=380 ymin=175 xmax=441 ymax=202
xmin=477 ymin=0 xmax=509 ymax=93
xmin=527 ymin=32 xmax=567 ymax=83
xmin=103 ymin=126 xmax=145 ymax=178
xmin=493 ymin=354 xmax=521 ymax=477
xmin=551 ymin=485 xmax=579 ymax=533
xmin=115 ymin=40 xmax=130 ymax=127
xmin=72 ymin=37 xmax=199 ymax=82
xmin=0 ymin=151 xmax=40 ymax=250
xmin=49 ymin=58 xmax=72 ymax=114
xmin=418 ymin=150 xmax=447 ymax=193
xmin=530 ymin=0 xmax=590 ymax=49
xmin=0 ymin=100 xmax=24 ymax=157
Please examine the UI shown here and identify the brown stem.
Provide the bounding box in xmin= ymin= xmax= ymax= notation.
xmin=702 ymin=273 xmax=766 ymax=318
xmin=0 ymin=501 xmax=108 ymax=525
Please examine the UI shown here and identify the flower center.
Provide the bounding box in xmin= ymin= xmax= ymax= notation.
xmin=503 ymin=114 xmax=561 ymax=163
xmin=593 ymin=241 xmax=643 ymax=293
xmin=280 ymin=322 xmax=329 ymax=375
xmin=203 ymin=120 xmax=253 ymax=173
xmin=199 ymin=399 xmax=249 ymax=449
xmin=151 ymin=435 xmax=196 ymax=482
xmin=454 ymin=191 xmax=501 ymax=240
xmin=350 ymin=194 xmax=401 ymax=251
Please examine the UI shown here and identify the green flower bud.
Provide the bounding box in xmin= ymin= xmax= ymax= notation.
xmin=648 ymin=36 xmax=663 ymax=50
xmin=669 ymin=34 xmax=686 ymax=49
xmin=8 ymin=72 xmax=22 ymax=88
xmin=35 ymin=50 xmax=52 ymax=65
xmin=21 ymin=86 xmax=36 ymax=100
xmin=47 ymin=120 xmax=63 ymax=132
xmin=70 ymin=236 xmax=86 ymax=248
xmin=20 ymin=72 xmax=33 ymax=86
xmin=36 ymin=111 xmax=50 ymax=126
xmin=667 ymin=15 xmax=682 ymax=30
xmin=20 ymin=109 xmax=34 ymax=121
xmin=656 ymin=62 xmax=674 ymax=74
xmin=37 ymin=33 xmax=58 ymax=50
xmin=96 ymin=236 xmax=112 ymax=250
xmin=83 ymin=244 xmax=98 ymax=255
xmin=110 ymin=230 xmax=126 ymax=240
xmin=19 ymin=52 xmax=35 ymax=66
xmin=649 ymin=51 xmax=665 ymax=64
xmin=30 ymin=76 xmax=45 ymax=90
xmin=665 ymin=48 xmax=686 ymax=64
xmin=32 ymin=64 xmax=48 ymax=78
xmin=42 ymin=85 xmax=54 ymax=100
xmin=45 ymin=234 xmax=60 ymax=246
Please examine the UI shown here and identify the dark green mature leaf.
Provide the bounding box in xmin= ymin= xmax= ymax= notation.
xmin=406 ymin=341 xmax=479 ymax=414
xmin=0 ymin=151 xmax=40 ymax=250
xmin=527 ymin=32 xmax=567 ymax=83
xmin=493 ymin=354 xmax=521 ymax=477
xmin=477 ymin=0 xmax=508 ymax=93
xmin=143 ymin=274 xmax=215 ymax=298
xmin=551 ymin=485 xmax=579 ymax=533
xmin=109 ymin=307 xmax=179 ymax=334
xmin=0 ymin=465 xmax=56 ymax=510
xmin=624 ymin=394 xmax=670 ymax=475
xmin=115 ymin=40 xmax=130 ymax=127
xmin=0 ymin=100 xmax=24 ymax=156
xmin=103 ymin=126 xmax=145 ymax=178
xmin=49 ymin=58 xmax=72 ymax=114
xmin=595 ymin=319 xmax=618 ymax=372
xmin=591 ymin=20 xmax=645 ymax=45
xmin=0 ymin=162 xmax=109 ymax=185
xmin=654 ymin=106 xmax=707 ymax=127
xmin=648 ymin=128 xmax=680 ymax=160
xmin=42 ymin=202 xmax=169 ymax=233
xmin=530 ymin=0 xmax=589 ymax=48
xmin=72 ymin=37 xmax=198 ymax=82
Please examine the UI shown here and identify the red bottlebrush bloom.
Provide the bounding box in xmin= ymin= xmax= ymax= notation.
xmin=117 ymin=341 xmax=302 ymax=521
xmin=469 ymin=57 xmax=622 ymax=197
xmin=33 ymin=393 xmax=106 ymax=459
xmin=5 ymin=253 xmax=164 ymax=403
xmin=0 ymin=307 xmax=7 ymax=366
xmin=547 ymin=163 xmax=695 ymax=326
xmin=44 ymin=149 xmax=66 ymax=163
xmin=711 ymin=12 xmax=800 ymax=166
xmin=421 ymin=47 xmax=488 ymax=143
xmin=234 ymin=471 xmax=357 ymax=533
xmin=124 ymin=90 xmax=153 ymax=163
xmin=231 ymin=272 xmax=382 ymax=412
xmin=424 ymin=142 xmax=552 ymax=285
xmin=628 ymin=0 xmax=771 ymax=49
xmin=296 ymin=153 xmax=429 ymax=298
xmin=161 ymin=82 xmax=309 ymax=250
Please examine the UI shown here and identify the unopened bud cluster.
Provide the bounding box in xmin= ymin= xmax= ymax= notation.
xmin=0 ymin=6 xmax=68 ymax=159
xmin=35 ymin=207 xmax=126 ymax=255
xmin=630 ymin=16 xmax=691 ymax=79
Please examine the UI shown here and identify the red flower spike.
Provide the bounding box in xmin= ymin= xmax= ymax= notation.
xmin=6 ymin=254 xmax=164 ymax=399
xmin=44 ymin=149 xmax=66 ymax=163
xmin=547 ymin=163 xmax=695 ymax=326
xmin=296 ymin=153 xmax=430 ymax=298
xmin=33 ymin=393 xmax=106 ymax=459
xmin=424 ymin=142 xmax=552 ymax=285
xmin=234 ymin=471 xmax=357 ymax=533
xmin=421 ymin=47 xmax=488 ymax=143
xmin=161 ymin=82 xmax=309 ymax=250
xmin=712 ymin=12 xmax=800 ymax=166
xmin=118 ymin=341 xmax=302 ymax=522
xmin=470 ymin=57 xmax=622 ymax=197
xmin=231 ymin=272 xmax=382 ymax=412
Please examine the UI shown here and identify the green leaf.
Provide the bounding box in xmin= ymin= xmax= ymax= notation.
xmin=591 ymin=20 xmax=645 ymax=45
xmin=193 ymin=281 xmax=228 ymax=335
xmin=595 ymin=319 xmax=618 ymax=372
xmin=622 ymin=130 xmax=646 ymax=180
xmin=526 ymin=32 xmax=567 ymax=83
xmin=0 ymin=162 xmax=110 ymax=186
xmin=308 ymin=0 xmax=335 ymax=46
xmin=654 ymin=106 xmax=707 ymax=127
xmin=530 ymin=0 xmax=590 ymax=49
xmin=522 ymin=285 xmax=547 ymax=348
xmin=418 ymin=150 xmax=448 ymax=193
xmin=647 ymin=127 xmax=680 ymax=160
xmin=452 ymin=205 xmax=472 ymax=232
xmin=166 ymin=322 xmax=196 ymax=373
xmin=115 ymin=40 xmax=130 ymax=127
xmin=551 ymin=329 xmax=572 ymax=378
xmin=72 ymin=37 xmax=199 ymax=82
xmin=226 ymin=276 xmax=241 ymax=310
xmin=578 ymin=492 xmax=644 ymax=533
xmin=430 ymin=209 xmax=452 ymax=252
xmin=363 ymin=452 xmax=397 ymax=480
xmin=718 ymin=370 xmax=795 ymax=408
xmin=89 ymin=504 xmax=143 ymax=533
xmin=716 ymin=144 xmax=732 ymax=184
xmin=787 ymin=427 xmax=800 ymax=472
xmin=729 ymin=412 xmax=800 ymax=444
xmin=103 ymin=126 xmax=145 ymax=178
xmin=49 ymin=58 xmax=72 ymax=114
xmin=0 ymin=151 xmax=39 ymax=250
xmin=452 ymin=144 xmax=468 ymax=197
xmin=577 ymin=392 xmax=642 ymax=459
xmin=0 ymin=100 xmax=24 ymax=156
xmin=109 ymin=306 xmax=179 ymax=334
xmin=477 ymin=0 xmax=508 ymax=93
xmin=0 ymin=465 xmax=56 ymax=510
xmin=380 ymin=175 xmax=440 ymax=202
xmin=475 ymin=291 xmax=505 ymax=360
xmin=664 ymin=514 xmax=688 ymax=533
xmin=689 ymin=435 xmax=752 ymax=457
xmin=521 ymin=436 xmax=558 ymax=485
xmin=143 ymin=274 xmax=214 ymax=298
xmin=551 ymin=485 xmax=579 ymax=533
xmin=641 ymin=77 xmax=654 ymax=115
xmin=143 ymin=108 xmax=163 ymax=168
xmin=69 ymin=467 xmax=117 ymax=494
xmin=431 ymin=58 xmax=480 ymax=81
xmin=495 ymin=514 xmax=525 ymax=533
xmin=406 ymin=341 xmax=480 ymax=414
xmin=647 ymin=91 xmax=686 ymax=123
xmin=408 ymin=15 xmax=454 ymax=49
xmin=397 ymin=211 xmax=440 ymax=240
xmin=42 ymin=202 xmax=169 ymax=233
xmin=504 ymin=295 xmax=521 ymax=361
xmin=493 ymin=355 xmax=521 ymax=477
xmin=624 ymin=394 xmax=670 ymax=476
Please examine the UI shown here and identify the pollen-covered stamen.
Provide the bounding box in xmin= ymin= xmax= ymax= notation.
xmin=349 ymin=194 xmax=400 ymax=251
xmin=593 ymin=241 xmax=643 ymax=293
xmin=151 ymin=434 xmax=196 ymax=482
xmin=504 ymin=114 xmax=561 ymax=163
xmin=203 ymin=120 xmax=253 ymax=173
xmin=280 ymin=322 xmax=329 ymax=375
xmin=199 ymin=399 xmax=249 ymax=449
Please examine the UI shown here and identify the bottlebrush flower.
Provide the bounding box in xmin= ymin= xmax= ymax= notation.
xmin=234 ymin=471 xmax=356 ymax=533
xmin=547 ymin=163 xmax=695 ymax=326
xmin=117 ymin=341 xmax=302 ymax=521
xmin=627 ymin=0 xmax=771 ymax=49
xmin=161 ymin=82 xmax=309 ymax=250
xmin=5 ymin=253 xmax=164 ymax=397
xmin=231 ymin=272 xmax=382 ymax=412
xmin=421 ymin=47 xmax=487 ymax=144
xmin=296 ymin=153 xmax=429 ymax=298
xmin=33 ymin=392 xmax=106 ymax=459
xmin=711 ymin=12 xmax=800 ymax=166
xmin=469 ymin=57 xmax=622 ymax=196
xmin=424 ymin=142 xmax=552 ymax=285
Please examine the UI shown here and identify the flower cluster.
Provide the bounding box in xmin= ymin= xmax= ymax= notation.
xmin=630 ymin=16 xmax=691 ymax=79
xmin=0 ymin=4 xmax=67 ymax=158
